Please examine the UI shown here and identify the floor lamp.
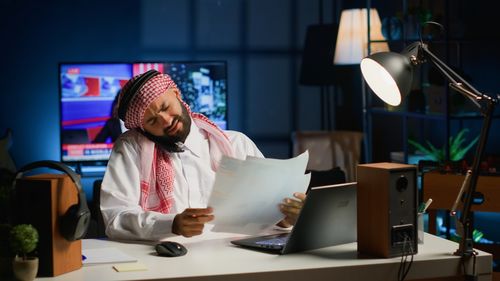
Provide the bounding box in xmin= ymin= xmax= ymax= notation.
xmin=333 ymin=8 xmax=389 ymax=162
xmin=299 ymin=24 xmax=338 ymax=130
xmin=360 ymin=34 xmax=498 ymax=278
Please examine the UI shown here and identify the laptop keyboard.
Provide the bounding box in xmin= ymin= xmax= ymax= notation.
xmin=256 ymin=235 xmax=289 ymax=246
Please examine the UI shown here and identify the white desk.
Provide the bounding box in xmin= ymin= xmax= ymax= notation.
xmin=36 ymin=233 xmax=492 ymax=281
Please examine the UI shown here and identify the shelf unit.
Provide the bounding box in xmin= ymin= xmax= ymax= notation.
xmin=363 ymin=0 xmax=500 ymax=271
xmin=363 ymin=0 xmax=494 ymax=164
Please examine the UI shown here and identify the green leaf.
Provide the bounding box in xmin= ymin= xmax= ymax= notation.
xmin=408 ymin=128 xmax=478 ymax=163
xmin=473 ymin=229 xmax=484 ymax=243
xmin=408 ymin=139 xmax=438 ymax=161
xmin=452 ymin=135 xmax=479 ymax=161
xmin=449 ymin=129 xmax=467 ymax=155
xmin=426 ymin=141 xmax=444 ymax=162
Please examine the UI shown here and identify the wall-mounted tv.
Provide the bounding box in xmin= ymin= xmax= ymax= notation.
xmin=59 ymin=61 xmax=228 ymax=163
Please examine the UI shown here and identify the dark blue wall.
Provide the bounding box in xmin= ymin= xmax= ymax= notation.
xmin=1 ymin=0 xmax=499 ymax=189
xmin=0 ymin=0 xmax=335 ymax=170
xmin=0 ymin=0 xmax=141 ymax=166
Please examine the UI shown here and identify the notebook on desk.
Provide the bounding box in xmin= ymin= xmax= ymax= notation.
xmin=231 ymin=182 xmax=357 ymax=254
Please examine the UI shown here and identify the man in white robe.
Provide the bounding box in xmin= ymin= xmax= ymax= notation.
xmin=100 ymin=70 xmax=305 ymax=241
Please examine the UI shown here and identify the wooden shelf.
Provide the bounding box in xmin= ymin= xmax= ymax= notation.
xmin=423 ymin=171 xmax=500 ymax=212
xmin=422 ymin=170 xmax=500 ymax=259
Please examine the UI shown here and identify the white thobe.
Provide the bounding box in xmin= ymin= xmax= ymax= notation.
xmin=100 ymin=121 xmax=263 ymax=241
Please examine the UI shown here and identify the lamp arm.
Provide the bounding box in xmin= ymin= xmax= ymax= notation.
xmin=455 ymin=99 xmax=495 ymax=257
xmin=420 ymin=44 xmax=485 ymax=101
xmin=418 ymin=43 xmax=499 ymax=258
xmin=448 ymin=83 xmax=482 ymax=110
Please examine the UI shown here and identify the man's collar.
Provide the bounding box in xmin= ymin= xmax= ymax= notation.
xmin=181 ymin=118 xmax=206 ymax=157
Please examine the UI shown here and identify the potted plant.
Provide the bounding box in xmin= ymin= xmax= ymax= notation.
xmin=408 ymin=128 xmax=479 ymax=164
xmin=10 ymin=224 xmax=39 ymax=281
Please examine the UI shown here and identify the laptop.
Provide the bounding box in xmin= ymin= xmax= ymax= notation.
xmin=231 ymin=182 xmax=357 ymax=254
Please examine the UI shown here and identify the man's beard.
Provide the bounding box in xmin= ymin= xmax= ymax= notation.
xmin=141 ymin=103 xmax=192 ymax=153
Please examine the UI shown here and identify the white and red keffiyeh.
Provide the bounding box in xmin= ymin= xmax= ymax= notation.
xmin=119 ymin=71 xmax=235 ymax=214
xmin=121 ymin=72 xmax=178 ymax=130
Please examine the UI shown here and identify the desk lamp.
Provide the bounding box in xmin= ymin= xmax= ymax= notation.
xmin=359 ymin=23 xmax=498 ymax=261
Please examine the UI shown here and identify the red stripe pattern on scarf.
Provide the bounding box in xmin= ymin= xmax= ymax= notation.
xmin=140 ymin=112 xmax=230 ymax=214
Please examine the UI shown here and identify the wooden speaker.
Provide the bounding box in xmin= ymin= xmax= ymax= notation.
xmin=14 ymin=174 xmax=82 ymax=276
xmin=357 ymin=163 xmax=418 ymax=258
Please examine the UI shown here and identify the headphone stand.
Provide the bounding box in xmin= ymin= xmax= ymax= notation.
xmin=14 ymin=174 xmax=83 ymax=276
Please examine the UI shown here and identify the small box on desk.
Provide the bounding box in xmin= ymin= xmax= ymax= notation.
xmin=14 ymin=174 xmax=82 ymax=277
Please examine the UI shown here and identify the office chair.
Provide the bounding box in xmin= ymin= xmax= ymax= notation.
xmin=292 ymin=130 xmax=363 ymax=182
xmin=89 ymin=179 xmax=106 ymax=238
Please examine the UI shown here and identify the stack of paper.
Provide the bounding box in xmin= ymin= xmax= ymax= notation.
xmin=82 ymin=247 xmax=137 ymax=266
xmin=208 ymin=151 xmax=310 ymax=234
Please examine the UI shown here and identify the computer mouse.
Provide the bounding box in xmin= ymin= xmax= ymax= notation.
xmin=155 ymin=241 xmax=188 ymax=257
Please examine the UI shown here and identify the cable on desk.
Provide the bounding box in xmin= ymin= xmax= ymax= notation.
xmin=398 ymin=233 xmax=414 ymax=281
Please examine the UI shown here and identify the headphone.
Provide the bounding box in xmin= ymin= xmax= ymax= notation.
xmin=118 ymin=69 xmax=161 ymax=121
xmin=14 ymin=160 xmax=91 ymax=241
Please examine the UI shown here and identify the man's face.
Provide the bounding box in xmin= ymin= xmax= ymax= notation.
xmin=142 ymin=88 xmax=191 ymax=144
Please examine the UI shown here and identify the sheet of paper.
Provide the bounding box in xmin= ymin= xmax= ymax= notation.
xmin=113 ymin=263 xmax=147 ymax=272
xmin=82 ymin=247 xmax=137 ymax=266
xmin=208 ymin=151 xmax=310 ymax=234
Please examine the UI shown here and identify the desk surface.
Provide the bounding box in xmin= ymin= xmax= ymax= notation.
xmin=36 ymin=232 xmax=492 ymax=281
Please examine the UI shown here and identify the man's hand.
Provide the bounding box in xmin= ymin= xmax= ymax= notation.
xmin=172 ymin=207 xmax=214 ymax=237
xmin=278 ymin=192 xmax=306 ymax=228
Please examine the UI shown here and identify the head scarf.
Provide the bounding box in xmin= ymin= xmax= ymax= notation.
xmin=119 ymin=70 xmax=178 ymax=130
xmin=118 ymin=70 xmax=235 ymax=214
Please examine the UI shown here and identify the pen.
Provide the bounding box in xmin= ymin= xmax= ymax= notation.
xmin=418 ymin=202 xmax=425 ymax=213
xmin=421 ymin=198 xmax=433 ymax=213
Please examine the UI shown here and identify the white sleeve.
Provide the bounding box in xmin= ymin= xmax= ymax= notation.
xmin=225 ymin=130 xmax=264 ymax=159
xmin=100 ymin=136 xmax=176 ymax=241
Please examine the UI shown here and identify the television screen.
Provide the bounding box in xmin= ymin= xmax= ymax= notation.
xmin=59 ymin=61 xmax=228 ymax=163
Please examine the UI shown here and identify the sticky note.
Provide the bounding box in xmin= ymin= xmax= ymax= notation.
xmin=113 ymin=262 xmax=147 ymax=272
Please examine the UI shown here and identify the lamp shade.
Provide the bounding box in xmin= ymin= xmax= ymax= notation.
xmin=334 ymin=8 xmax=389 ymax=65
xmin=360 ymin=52 xmax=413 ymax=106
